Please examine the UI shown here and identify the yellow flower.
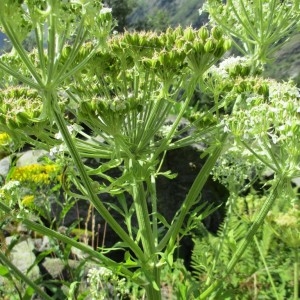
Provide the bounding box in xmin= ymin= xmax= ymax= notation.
xmin=21 ymin=195 xmax=35 ymax=207
xmin=11 ymin=164 xmax=61 ymax=185
xmin=0 ymin=132 xmax=11 ymax=146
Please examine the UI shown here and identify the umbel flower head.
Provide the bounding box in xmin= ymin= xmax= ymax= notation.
xmin=72 ymin=26 xmax=232 ymax=121
xmin=0 ymin=87 xmax=43 ymax=130
xmin=0 ymin=0 xmax=112 ymax=43
xmin=222 ymin=79 xmax=300 ymax=177
xmin=202 ymin=0 xmax=300 ymax=63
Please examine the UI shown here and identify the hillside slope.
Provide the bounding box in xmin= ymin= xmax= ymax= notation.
xmin=128 ymin=0 xmax=299 ymax=83
xmin=128 ymin=0 xmax=207 ymax=29
xmin=264 ymin=33 xmax=300 ymax=85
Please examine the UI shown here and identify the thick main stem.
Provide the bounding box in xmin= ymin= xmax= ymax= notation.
xmin=50 ymin=95 xmax=146 ymax=262
xmin=131 ymin=169 xmax=161 ymax=300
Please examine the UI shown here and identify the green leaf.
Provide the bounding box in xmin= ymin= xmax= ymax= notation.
xmin=0 ymin=264 xmax=9 ymax=276
xmin=124 ymin=251 xmax=138 ymax=267
xmin=23 ymin=286 xmax=35 ymax=300
xmin=156 ymin=170 xmax=177 ymax=179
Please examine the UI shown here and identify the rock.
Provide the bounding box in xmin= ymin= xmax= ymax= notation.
xmin=3 ymin=237 xmax=40 ymax=280
xmin=0 ymin=155 xmax=10 ymax=177
xmin=0 ymin=149 xmax=48 ymax=178
xmin=16 ymin=150 xmax=48 ymax=167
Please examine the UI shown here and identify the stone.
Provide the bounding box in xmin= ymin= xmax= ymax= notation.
xmin=4 ymin=237 xmax=40 ymax=280
xmin=0 ymin=155 xmax=10 ymax=177
xmin=16 ymin=150 xmax=48 ymax=167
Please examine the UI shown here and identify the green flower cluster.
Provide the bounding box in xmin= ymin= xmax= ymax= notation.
xmin=0 ymin=0 xmax=112 ymax=42
xmin=203 ymin=0 xmax=300 ymax=62
xmin=111 ymin=26 xmax=231 ymax=77
xmin=202 ymin=56 xmax=264 ymax=97
xmin=204 ymin=56 xmax=300 ymax=189
xmin=71 ymin=26 xmax=231 ymax=119
xmin=189 ymin=56 xmax=266 ymax=128
xmin=212 ymin=145 xmax=265 ymax=191
xmin=0 ymin=87 xmax=42 ymax=130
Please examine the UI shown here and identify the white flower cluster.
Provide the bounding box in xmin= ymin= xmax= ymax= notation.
xmin=218 ymin=56 xmax=248 ymax=73
xmin=86 ymin=267 xmax=127 ymax=300
xmin=1 ymin=180 xmax=20 ymax=191
xmin=203 ymin=56 xmax=253 ymax=96
xmin=212 ymin=144 xmax=264 ymax=190
xmin=224 ymin=79 xmax=300 ymax=176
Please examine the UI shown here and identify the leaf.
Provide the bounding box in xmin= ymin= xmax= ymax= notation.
xmin=156 ymin=170 xmax=178 ymax=179
xmin=22 ymin=286 xmax=35 ymax=300
xmin=67 ymin=281 xmax=79 ymax=300
xmin=124 ymin=251 xmax=138 ymax=267
xmin=0 ymin=264 xmax=9 ymax=276
xmin=153 ymin=212 xmax=170 ymax=228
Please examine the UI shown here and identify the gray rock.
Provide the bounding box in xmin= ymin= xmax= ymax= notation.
xmin=16 ymin=150 xmax=48 ymax=167
xmin=0 ymin=155 xmax=10 ymax=177
xmin=4 ymin=237 xmax=40 ymax=280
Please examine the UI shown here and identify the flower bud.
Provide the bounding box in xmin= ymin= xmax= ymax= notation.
xmin=91 ymin=99 xmax=98 ymax=112
xmin=211 ymin=26 xmax=223 ymax=40
xmin=175 ymin=37 xmax=185 ymax=49
xmin=213 ymin=46 xmax=225 ymax=59
xmin=16 ymin=111 xmax=31 ymax=125
xmin=183 ymin=41 xmax=194 ymax=54
xmin=193 ymin=39 xmax=204 ymax=54
xmin=62 ymin=45 xmax=72 ymax=58
xmin=173 ymin=26 xmax=184 ymax=38
xmin=223 ymin=39 xmax=232 ymax=51
xmin=214 ymin=38 xmax=226 ymax=58
xmin=7 ymin=118 xmax=20 ymax=130
xmin=184 ymin=27 xmax=195 ymax=42
xmin=198 ymin=26 xmax=209 ymax=41
xmin=235 ymin=80 xmax=248 ymax=93
xmin=204 ymin=38 xmax=216 ymax=53
xmin=228 ymin=64 xmax=242 ymax=77
xmin=240 ymin=65 xmax=251 ymax=77
xmin=257 ymin=83 xmax=269 ymax=97
xmin=158 ymin=51 xmax=171 ymax=67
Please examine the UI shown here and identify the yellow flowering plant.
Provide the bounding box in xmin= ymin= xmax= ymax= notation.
xmin=0 ymin=132 xmax=12 ymax=159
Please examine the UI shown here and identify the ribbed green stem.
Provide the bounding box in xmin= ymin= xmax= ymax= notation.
xmin=199 ymin=176 xmax=284 ymax=299
xmin=50 ymin=94 xmax=146 ymax=262
xmin=131 ymin=172 xmax=161 ymax=300
xmin=254 ymin=235 xmax=279 ymax=299
xmin=132 ymin=179 xmax=156 ymax=257
xmin=144 ymin=267 xmax=161 ymax=300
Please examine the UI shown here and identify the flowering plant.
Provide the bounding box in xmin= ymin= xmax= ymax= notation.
xmin=0 ymin=0 xmax=299 ymax=299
